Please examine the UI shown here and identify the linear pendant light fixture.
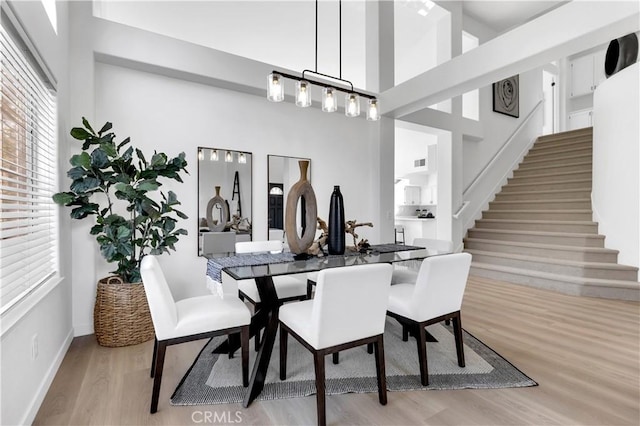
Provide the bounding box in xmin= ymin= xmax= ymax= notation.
xmin=267 ymin=0 xmax=379 ymax=121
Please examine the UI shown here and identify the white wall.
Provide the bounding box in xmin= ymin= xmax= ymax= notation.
xmin=0 ymin=2 xmax=73 ymax=425
xmin=592 ymin=63 xmax=640 ymax=268
xmin=68 ymin=2 xmax=383 ymax=335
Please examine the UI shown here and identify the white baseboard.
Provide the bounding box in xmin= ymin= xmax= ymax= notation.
xmin=73 ymin=321 xmax=94 ymax=337
xmin=22 ymin=328 xmax=74 ymax=426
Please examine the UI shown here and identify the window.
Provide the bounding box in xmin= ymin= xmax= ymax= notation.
xmin=1 ymin=23 xmax=57 ymax=313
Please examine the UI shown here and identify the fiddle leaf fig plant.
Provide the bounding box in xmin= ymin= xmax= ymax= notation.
xmin=53 ymin=118 xmax=189 ymax=283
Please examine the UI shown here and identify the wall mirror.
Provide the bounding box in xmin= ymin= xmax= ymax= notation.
xmin=198 ymin=147 xmax=252 ymax=255
xmin=267 ymin=155 xmax=311 ymax=242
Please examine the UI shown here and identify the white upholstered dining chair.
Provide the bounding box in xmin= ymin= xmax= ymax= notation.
xmin=140 ymin=255 xmax=251 ymax=413
xmin=235 ymin=240 xmax=310 ymax=348
xmin=387 ymin=252 xmax=472 ymax=386
xmin=390 ymin=238 xmax=454 ymax=285
xmin=279 ymin=263 xmax=393 ymax=426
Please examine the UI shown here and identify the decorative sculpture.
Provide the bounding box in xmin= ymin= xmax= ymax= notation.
xmin=285 ymin=160 xmax=318 ymax=257
xmin=206 ymin=186 xmax=229 ymax=232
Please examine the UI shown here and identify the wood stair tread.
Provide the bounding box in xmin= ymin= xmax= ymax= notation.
xmin=496 ymin=188 xmax=591 ymax=196
xmin=465 ymin=248 xmax=636 ymax=271
xmin=475 ymin=218 xmax=597 ymax=225
xmin=509 ymin=170 xmax=592 ymax=180
xmin=516 ymin=161 xmax=592 ymax=172
xmin=464 ymin=237 xmax=619 ymax=254
xmin=522 ymin=153 xmax=592 ymax=165
xmin=491 ymin=198 xmax=591 ymax=204
xmin=468 ymin=228 xmax=604 ymax=239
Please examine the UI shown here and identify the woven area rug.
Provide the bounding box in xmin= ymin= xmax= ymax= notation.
xmin=171 ymin=319 xmax=536 ymax=405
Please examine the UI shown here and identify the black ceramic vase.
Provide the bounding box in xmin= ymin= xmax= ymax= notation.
xmin=328 ymin=185 xmax=345 ymax=255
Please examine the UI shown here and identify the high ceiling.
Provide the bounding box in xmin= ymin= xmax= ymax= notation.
xmin=462 ymin=0 xmax=568 ymax=33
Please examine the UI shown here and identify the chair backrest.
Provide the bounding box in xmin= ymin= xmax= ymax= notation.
xmin=235 ymin=240 xmax=283 ymax=254
xmin=202 ymin=231 xmax=236 ymax=256
xmin=311 ymin=263 xmax=393 ymax=349
xmin=268 ymin=229 xmax=284 ymax=242
xmin=411 ymin=252 xmax=472 ymax=320
xmin=140 ymin=255 xmax=178 ymax=340
xmin=412 ymin=238 xmax=454 ymax=252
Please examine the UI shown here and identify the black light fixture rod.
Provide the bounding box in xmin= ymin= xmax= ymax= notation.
xmin=273 ymin=70 xmax=376 ymax=100
xmin=315 ymin=0 xmax=318 ymax=73
xmin=339 ymin=0 xmax=342 ymax=80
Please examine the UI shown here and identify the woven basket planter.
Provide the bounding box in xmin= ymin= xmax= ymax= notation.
xmin=94 ymin=276 xmax=155 ymax=347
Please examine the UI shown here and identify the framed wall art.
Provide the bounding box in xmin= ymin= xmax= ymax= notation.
xmin=493 ymin=75 xmax=519 ymax=118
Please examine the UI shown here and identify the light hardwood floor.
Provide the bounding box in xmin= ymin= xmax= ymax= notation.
xmin=34 ymin=276 xmax=640 ymax=425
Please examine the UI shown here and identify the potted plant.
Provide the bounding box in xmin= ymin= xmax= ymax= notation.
xmin=53 ymin=118 xmax=189 ymax=347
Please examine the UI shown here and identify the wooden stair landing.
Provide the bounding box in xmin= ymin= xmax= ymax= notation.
xmin=465 ymin=127 xmax=639 ymax=301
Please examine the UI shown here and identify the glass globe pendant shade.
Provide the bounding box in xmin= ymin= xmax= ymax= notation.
xmin=345 ymin=93 xmax=360 ymax=117
xmin=225 ymin=151 xmax=233 ymax=162
xmin=210 ymin=149 xmax=219 ymax=161
xmin=322 ymin=87 xmax=337 ymax=112
xmin=296 ymin=80 xmax=312 ymax=107
xmin=366 ymin=99 xmax=380 ymax=121
xmin=267 ymin=73 xmax=284 ymax=102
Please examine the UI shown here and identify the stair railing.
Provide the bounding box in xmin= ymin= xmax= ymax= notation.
xmin=456 ymin=100 xmax=544 ymax=230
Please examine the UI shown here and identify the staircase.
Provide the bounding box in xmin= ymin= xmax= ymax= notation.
xmin=465 ymin=127 xmax=639 ymax=301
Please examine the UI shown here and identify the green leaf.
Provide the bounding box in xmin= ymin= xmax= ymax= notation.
xmin=116 ymin=225 xmax=131 ymax=240
xmin=98 ymin=121 xmax=112 ymax=136
xmin=135 ymin=148 xmax=147 ymax=167
xmin=70 ymin=177 xmax=101 ymax=193
xmin=70 ymin=127 xmax=92 ymax=140
xmin=90 ymin=224 xmax=104 ymax=235
xmin=150 ymin=153 xmax=167 ymax=167
xmin=100 ymin=244 xmax=117 ymax=262
xmin=82 ymin=117 xmax=95 ymax=134
xmin=174 ymin=209 xmax=188 ymax=220
xmin=100 ymin=142 xmax=117 ymax=158
xmin=91 ymin=148 xmax=109 ymax=168
xmin=70 ymin=152 xmax=91 ymax=168
xmin=167 ymin=191 xmax=178 ymax=205
xmin=70 ymin=203 xmax=99 ymax=219
xmin=137 ymin=180 xmax=160 ymax=192
xmin=67 ymin=166 xmax=86 ymax=180
xmin=52 ymin=192 xmax=75 ymax=205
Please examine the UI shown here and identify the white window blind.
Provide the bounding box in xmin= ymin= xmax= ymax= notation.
xmin=1 ymin=24 xmax=57 ymax=313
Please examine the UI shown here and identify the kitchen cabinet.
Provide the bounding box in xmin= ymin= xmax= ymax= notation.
xmin=570 ymin=50 xmax=606 ymax=98
xmin=404 ymin=186 xmax=421 ymax=205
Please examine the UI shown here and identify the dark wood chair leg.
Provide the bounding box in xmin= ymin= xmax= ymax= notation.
xmin=367 ymin=342 xmax=374 ymax=354
xmin=416 ymin=322 xmax=429 ymax=386
xmin=402 ymin=324 xmax=409 ymax=342
xmin=254 ymin=329 xmax=261 ymax=351
xmin=150 ymin=337 xmax=158 ymax=378
xmin=452 ymin=312 xmax=465 ymax=367
xmin=306 ymin=279 xmax=314 ymax=299
xmin=150 ymin=340 xmax=167 ymax=414
xmin=313 ymin=352 xmax=327 ymax=426
xmin=279 ymin=325 xmax=288 ymax=380
xmin=332 ymin=352 xmax=339 ymax=364
xmin=241 ymin=326 xmax=250 ymax=387
xmin=373 ymin=335 xmax=387 ymax=405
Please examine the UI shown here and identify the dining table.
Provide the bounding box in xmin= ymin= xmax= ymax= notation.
xmin=205 ymin=243 xmax=449 ymax=407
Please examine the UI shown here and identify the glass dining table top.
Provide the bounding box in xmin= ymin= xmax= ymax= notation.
xmin=208 ymin=244 xmax=448 ymax=281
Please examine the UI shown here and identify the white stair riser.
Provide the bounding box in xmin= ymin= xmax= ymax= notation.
xmin=467 ymin=229 xmax=604 ymax=247
xmin=464 ymin=240 xmax=618 ymax=262
xmin=489 ymin=200 xmax=591 ymax=210
xmin=514 ymin=163 xmax=591 ymax=176
xmin=495 ymin=190 xmax=591 ymax=201
xmin=468 ymin=252 xmax=636 ymax=281
xmin=483 ymin=210 xmax=593 ymax=221
xmin=508 ymin=171 xmax=592 ymax=183
xmin=474 ymin=220 xmax=599 ymax=233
